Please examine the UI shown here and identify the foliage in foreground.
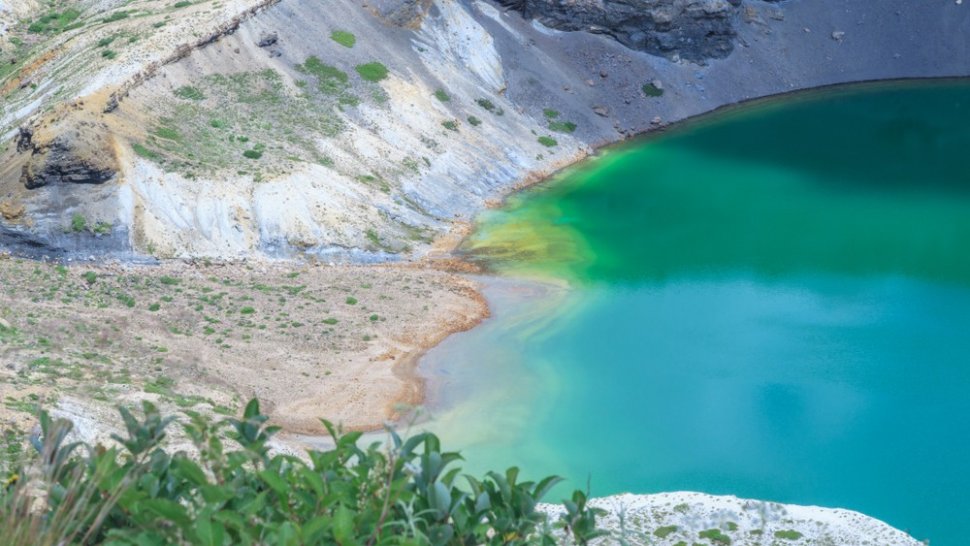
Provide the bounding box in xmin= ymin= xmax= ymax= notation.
xmin=0 ymin=400 xmax=606 ymax=545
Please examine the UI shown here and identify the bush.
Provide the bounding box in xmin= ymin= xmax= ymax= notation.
xmin=0 ymin=400 xmax=607 ymax=545
xmin=548 ymin=121 xmax=576 ymax=134
xmin=642 ymin=82 xmax=664 ymax=97
xmin=70 ymin=213 xmax=87 ymax=232
xmin=442 ymin=120 xmax=459 ymax=132
xmin=537 ymin=136 xmax=558 ymax=147
xmin=433 ymin=89 xmax=450 ymax=102
xmin=355 ymin=62 xmax=389 ymax=82
xmin=467 ymin=116 xmax=482 ymax=127
xmin=173 ymin=85 xmax=205 ymax=101
xmin=330 ymin=30 xmax=356 ymax=48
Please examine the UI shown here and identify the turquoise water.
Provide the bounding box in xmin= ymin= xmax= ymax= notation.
xmin=420 ymin=81 xmax=970 ymax=544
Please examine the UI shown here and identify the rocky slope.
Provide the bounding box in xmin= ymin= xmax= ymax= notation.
xmin=1 ymin=0 xmax=968 ymax=261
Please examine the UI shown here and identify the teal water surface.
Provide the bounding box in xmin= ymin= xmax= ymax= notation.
xmin=420 ymin=81 xmax=970 ymax=544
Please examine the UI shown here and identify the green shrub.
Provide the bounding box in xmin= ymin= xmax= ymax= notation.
xmin=654 ymin=525 xmax=678 ymax=538
xmin=148 ymin=303 xmax=161 ymax=312
xmin=775 ymin=529 xmax=803 ymax=540
xmin=96 ymin=36 xmax=115 ymax=47
xmin=102 ymin=10 xmax=130 ymax=23
xmin=81 ymin=271 xmax=97 ymax=284
xmin=173 ymin=85 xmax=205 ymax=101
xmin=434 ymin=88 xmax=450 ymax=102
xmin=467 ymin=115 xmax=482 ymax=127
xmin=322 ymin=318 xmax=338 ymax=325
xmin=159 ymin=275 xmax=179 ymax=285
xmin=70 ymin=213 xmax=87 ymax=232
xmin=699 ymin=528 xmax=732 ymax=544
xmin=240 ymin=306 xmax=255 ymax=315
xmin=345 ymin=296 xmax=357 ymax=305
xmin=543 ymin=108 xmax=559 ymax=119
xmin=100 ymin=49 xmax=117 ymax=59
xmin=548 ymin=121 xmax=576 ymax=134
xmin=476 ymin=98 xmax=495 ymax=111
xmin=355 ymin=62 xmax=388 ymax=82
xmin=173 ymin=0 xmax=191 ymax=7
xmin=0 ymin=400 xmax=607 ymax=545
xmin=642 ymin=82 xmax=664 ymax=97
xmin=243 ymin=149 xmax=262 ymax=160
xmin=537 ymin=136 xmax=558 ymax=147
xmin=442 ymin=120 xmax=459 ymax=131
xmin=330 ymin=30 xmax=356 ymax=48
xmin=369 ymin=314 xmax=379 ymax=321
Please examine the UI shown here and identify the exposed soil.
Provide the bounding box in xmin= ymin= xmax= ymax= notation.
xmin=0 ymin=256 xmax=486 ymax=440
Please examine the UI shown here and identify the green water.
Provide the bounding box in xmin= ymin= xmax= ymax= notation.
xmin=420 ymin=81 xmax=970 ymax=544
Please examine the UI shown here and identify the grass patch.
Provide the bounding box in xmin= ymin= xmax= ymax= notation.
xmin=28 ymin=9 xmax=81 ymax=34
xmin=543 ymin=108 xmax=559 ymax=119
xmin=441 ymin=120 xmax=459 ymax=132
xmin=774 ymin=530 xmax=803 ymax=540
xmin=467 ymin=116 xmax=481 ymax=127
xmin=330 ymin=30 xmax=356 ymax=48
xmin=654 ymin=525 xmax=678 ymax=538
xmin=537 ymin=136 xmax=558 ymax=147
xmin=433 ymin=89 xmax=450 ymax=102
xmin=355 ymin=62 xmax=388 ymax=82
xmin=345 ymin=297 xmax=358 ymax=305
xmin=132 ymin=143 xmax=159 ymax=159
xmin=240 ymin=306 xmax=255 ymax=315
xmin=173 ymin=0 xmax=191 ymax=7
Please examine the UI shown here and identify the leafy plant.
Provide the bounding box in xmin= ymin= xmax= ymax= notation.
xmin=0 ymin=400 xmax=605 ymax=545
xmin=433 ymin=89 xmax=450 ymax=102
xmin=537 ymin=136 xmax=558 ymax=147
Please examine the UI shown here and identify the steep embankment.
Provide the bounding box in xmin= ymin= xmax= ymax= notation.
xmin=1 ymin=0 xmax=968 ymax=260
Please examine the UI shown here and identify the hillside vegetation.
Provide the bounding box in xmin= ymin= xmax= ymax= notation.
xmin=0 ymin=399 xmax=605 ymax=545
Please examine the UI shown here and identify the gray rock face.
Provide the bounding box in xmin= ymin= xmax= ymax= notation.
xmin=498 ymin=0 xmax=744 ymax=61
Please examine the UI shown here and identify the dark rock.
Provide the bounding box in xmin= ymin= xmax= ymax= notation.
xmin=15 ymin=126 xmax=33 ymax=153
xmin=592 ymin=105 xmax=610 ymax=117
xmin=257 ymin=31 xmax=278 ymax=47
xmin=19 ymin=128 xmax=117 ymax=190
xmin=498 ymin=0 xmax=749 ymax=61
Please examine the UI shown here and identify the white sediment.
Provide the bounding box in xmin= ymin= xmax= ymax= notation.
xmin=540 ymin=491 xmax=922 ymax=545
